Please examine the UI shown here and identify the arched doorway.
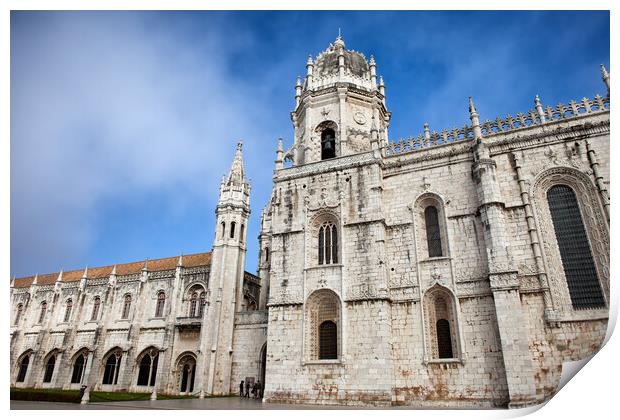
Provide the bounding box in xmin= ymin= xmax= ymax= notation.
xmin=259 ymin=343 xmax=267 ymax=392
xmin=176 ymin=353 xmax=196 ymax=394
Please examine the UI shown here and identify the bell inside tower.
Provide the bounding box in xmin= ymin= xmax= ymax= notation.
xmin=321 ymin=128 xmax=336 ymax=160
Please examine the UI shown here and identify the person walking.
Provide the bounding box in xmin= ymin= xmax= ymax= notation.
xmin=256 ymin=380 xmax=262 ymax=399
xmin=252 ymin=381 xmax=258 ymax=399
xmin=239 ymin=380 xmax=244 ymax=398
xmin=244 ymin=380 xmax=250 ymax=398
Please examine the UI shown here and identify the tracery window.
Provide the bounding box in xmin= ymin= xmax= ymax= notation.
xmin=155 ymin=291 xmax=165 ymax=317
xmin=71 ymin=353 xmax=87 ymax=384
xmin=43 ymin=354 xmax=56 ymax=383
xmin=318 ymin=221 xmax=338 ymax=265
xmin=38 ymin=301 xmax=47 ymax=324
xmin=423 ymin=286 xmax=459 ymax=361
xmin=424 ymin=206 xmax=443 ymax=257
xmin=16 ymin=354 xmax=30 ymax=383
xmin=305 ymin=289 xmax=340 ymax=361
xmin=14 ymin=303 xmax=23 ymax=325
xmin=63 ymin=299 xmax=73 ymax=322
xmin=189 ymin=292 xmax=198 ymax=317
xmin=547 ymin=184 xmax=605 ymax=309
xmin=91 ymin=296 xmax=101 ymax=321
xmin=136 ymin=349 xmax=159 ymax=387
xmin=102 ymin=349 xmax=122 ymax=385
xmin=177 ymin=354 xmax=197 ymax=393
xmin=121 ymin=294 xmax=132 ymax=319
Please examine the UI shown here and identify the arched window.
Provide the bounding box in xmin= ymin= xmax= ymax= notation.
xmin=265 ymin=247 xmax=270 ymax=263
xmin=230 ymin=221 xmax=236 ymax=238
xmin=189 ymin=292 xmax=198 ymax=317
xmin=305 ymin=289 xmax=340 ymax=361
xmin=318 ymin=221 xmax=338 ymax=265
xmin=199 ymin=292 xmax=206 ymax=317
xmin=221 ymin=222 xmax=226 ymax=238
xmin=240 ymin=224 xmax=245 ymax=242
xmin=177 ymin=354 xmax=196 ymax=393
xmin=436 ymin=319 xmax=454 ymax=359
xmin=63 ymin=299 xmax=73 ymax=322
xmin=14 ymin=303 xmax=23 ymax=325
xmin=38 ymin=301 xmax=47 ymax=324
xmin=71 ymin=354 xmax=86 ymax=384
xmin=136 ymin=349 xmax=159 ymax=386
xmin=321 ymin=128 xmax=336 ymax=160
xmin=16 ymin=354 xmax=30 ymax=383
xmin=155 ymin=291 xmax=165 ymax=317
xmin=102 ymin=350 xmax=122 ymax=385
xmin=43 ymin=354 xmax=56 ymax=383
xmin=425 ymin=206 xmax=443 ymax=257
xmin=91 ymin=296 xmax=101 ymax=321
xmin=423 ymin=286 xmax=459 ymax=361
xmin=319 ymin=320 xmax=338 ymax=359
xmin=547 ymin=185 xmax=605 ymax=309
xmin=121 ymin=294 xmax=132 ymax=319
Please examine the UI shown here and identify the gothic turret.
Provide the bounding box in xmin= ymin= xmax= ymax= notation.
xmin=289 ymin=35 xmax=391 ymax=165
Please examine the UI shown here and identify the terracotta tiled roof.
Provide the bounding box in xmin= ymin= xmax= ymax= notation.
xmin=183 ymin=252 xmax=212 ymax=268
xmin=115 ymin=261 xmax=145 ymax=276
xmin=147 ymin=256 xmax=178 ymax=272
xmin=63 ymin=269 xmax=85 ymax=282
xmin=11 ymin=252 xmax=212 ymax=288
xmin=37 ymin=273 xmax=59 ymax=285
xmin=14 ymin=276 xmax=34 ymax=288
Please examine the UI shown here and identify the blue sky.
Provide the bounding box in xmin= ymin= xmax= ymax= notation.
xmin=10 ymin=10 xmax=610 ymax=278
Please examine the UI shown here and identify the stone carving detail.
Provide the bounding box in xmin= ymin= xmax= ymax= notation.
xmin=346 ymin=128 xmax=371 ymax=154
xmin=531 ymin=166 xmax=610 ymax=316
xmin=346 ymin=283 xmax=388 ymax=301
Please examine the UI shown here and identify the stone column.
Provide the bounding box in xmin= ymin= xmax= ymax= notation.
xmin=470 ymin=98 xmax=537 ymax=407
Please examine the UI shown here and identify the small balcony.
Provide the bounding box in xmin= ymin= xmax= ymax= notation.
xmin=175 ymin=316 xmax=202 ymax=331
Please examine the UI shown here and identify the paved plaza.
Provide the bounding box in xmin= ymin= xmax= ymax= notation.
xmin=10 ymin=397 xmax=353 ymax=410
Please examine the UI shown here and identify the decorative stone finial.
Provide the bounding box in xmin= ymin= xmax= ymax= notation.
xmin=82 ymin=266 xmax=88 ymax=279
xmin=534 ymin=95 xmax=546 ymax=123
xmin=306 ymin=55 xmax=314 ymax=66
xmin=111 ymin=265 xmax=117 ymax=276
xmin=226 ymin=140 xmax=247 ymax=187
xmin=601 ymin=64 xmax=610 ymax=94
xmin=469 ymin=97 xmax=483 ymax=139
xmin=295 ymin=76 xmax=301 ymax=87
xmin=468 ymin=96 xmax=478 ymax=115
xmin=32 ymin=273 xmax=38 ymax=285
xmin=177 ymin=253 xmax=183 ymax=267
xmin=369 ymin=55 xmax=376 ymax=66
xmin=275 ymin=137 xmax=284 ymax=170
xmin=424 ymin=123 xmax=431 ymax=141
xmin=334 ymin=30 xmax=345 ymax=49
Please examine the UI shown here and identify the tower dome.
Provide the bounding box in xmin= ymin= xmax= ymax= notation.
xmin=313 ymin=36 xmax=370 ymax=78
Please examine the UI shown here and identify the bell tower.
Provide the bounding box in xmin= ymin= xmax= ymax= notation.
xmin=289 ymin=35 xmax=391 ymax=165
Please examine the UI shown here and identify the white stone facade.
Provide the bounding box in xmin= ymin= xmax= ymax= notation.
xmin=10 ymin=36 xmax=610 ymax=408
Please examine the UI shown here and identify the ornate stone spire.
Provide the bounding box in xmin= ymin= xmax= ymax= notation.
xmin=601 ymin=64 xmax=610 ymax=95
xmin=275 ymin=138 xmax=284 ymax=170
xmin=469 ymin=97 xmax=483 ymax=139
xmin=226 ymin=141 xmax=247 ymax=187
xmin=534 ymin=95 xmax=546 ymax=123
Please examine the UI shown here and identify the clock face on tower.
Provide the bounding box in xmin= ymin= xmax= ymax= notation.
xmin=353 ymin=111 xmax=367 ymax=125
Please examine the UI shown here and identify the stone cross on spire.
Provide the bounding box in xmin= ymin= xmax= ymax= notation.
xmin=226 ymin=140 xmax=247 ymax=186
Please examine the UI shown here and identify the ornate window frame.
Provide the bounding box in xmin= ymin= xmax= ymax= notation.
xmin=413 ymin=192 xmax=450 ymax=261
xmin=303 ymin=288 xmax=342 ymax=364
xmin=307 ymin=209 xmax=341 ymax=269
xmin=531 ymin=167 xmax=609 ymax=319
xmin=422 ymin=285 xmax=462 ymax=364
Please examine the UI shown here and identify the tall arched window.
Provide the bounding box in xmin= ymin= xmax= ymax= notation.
xmin=43 ymin=354 xmax=56 ymax=383
xmin=436 ymin=319 xmax=454 ymax=359
xmin=321 ymin=128 xmax=336 ymax=160
xmin=102 ymin=350 xmax=122 ymax=385
xmin=240 ymin=224 xmax=245 ymax=242
xmin=14 ymin=304 xmax=23 ymax=326
xmin=221 ymin=222 xmax=226 ymax=238
xmin=230 ymin=221 xmax=236 ymax=238
xmin=423 ymin=286 xmax=459 ymax=361
xmin=121 ymin=294 xmax=132 ymax=319
xmin=264 ymin=247 xmax=270 ymax=263
xmin=63 ymin=299 xmax=73 ymax=322
xmin=71 ymin=354 xmax=86 ymax=383
xmin=38 ymin=301 xmax=47 ymax=324
xmin=16 ymin=354 xmax=30 ymax=383
xmin=155 ymin=291 xmax=165 ymax=317
xmin=318 ymin=221 xmax=338 ymax=265
xmin=189 ymin=292 xmax=198 ymax=317
xmin=319 ymin=320 xmax=338 ymax=359
xmin=305 ymin=289 xmax=340 ymax=361
xmin=425 ymin=206 xmax=443 ymax=257
xmin=136 ymin=349 xmax=159 ymax=386
xmin=91 ymin=296 xmax=101 ymax=321
xmin=547 ymin=185 xmax=605 ymax=309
